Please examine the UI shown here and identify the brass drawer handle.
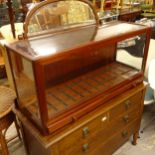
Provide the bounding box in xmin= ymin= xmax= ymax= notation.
xmin=122 ymin=131 xmax=128 ymax=138
xmin=82 ymin=143 xmax=89 ymax=152
xmin=83 ymin=127 xmax=89 ymax=138
xmin=125 ymin=100 xmax=132 ymax=109
xmin=123 ymin=115 xmax=129 ymax=123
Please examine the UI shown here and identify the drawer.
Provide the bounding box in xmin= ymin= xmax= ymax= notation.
xmin=107 ymin=119 xmax=139 ymax=155
xmin=57 ymin=92 xmax=142 ymax=155
xmin=93 ymin=119 xmax=139 ymax=155
xmin=58 ymin=110 xmax=139 ymax=155
xmin=87 ymin=110 xmax=139 ymax=155
xmin=110 ymin=92 xmax=142 ymax=119
xmin=58 ymin=112 xmax=109 ymax=155
xmin=109 ymin=109 xmax=139 ymax=135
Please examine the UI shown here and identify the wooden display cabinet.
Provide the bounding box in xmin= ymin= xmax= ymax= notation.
xmin=6 ymin=0 xmax=151 ymax=140
xmin=5 ymin=0 xmax=152 ymax=154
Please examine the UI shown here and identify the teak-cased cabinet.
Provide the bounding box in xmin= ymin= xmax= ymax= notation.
xmin=6 ymin=21 xmax=151 ymax=135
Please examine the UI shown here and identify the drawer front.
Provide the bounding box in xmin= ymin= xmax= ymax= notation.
xmin=109 ymin=109 xmax=139 ymax=135
xmin=58 ymin=132 xmax=109 ymax=155
xmin=58 ymin=110 xmax=139 ymax=155
xmin=58 ymin=112 xmax=109 ymax=155
xmin=107 ymin=119 xmax=139 ymax=155
xmin=93 ymin=119 xmax=139 ymax=155
xmin=57 ymin=92 xmax=142 ymax=155
xmin=110 ymin=92 xmax=142 ymax=119
xmin=74 ymin=112 xmax=138 ymax=155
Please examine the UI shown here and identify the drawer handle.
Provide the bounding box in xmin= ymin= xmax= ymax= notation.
xmin=83 ymin=127 xmax=89 ymax=137
xmin=82 ymin=143 xmax=89 ymax=152
xmin=101 ymin=116 xmax=107 ymax=122
xmin=125 ymin=100 xmax=132 ymax=109
xmin=123 ymin=115 xmax=129 ymax=123
xmin=122 ymin=131 xmax=128 ymax=138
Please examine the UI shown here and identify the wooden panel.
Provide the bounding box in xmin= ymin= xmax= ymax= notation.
xmin=106 ymin=119 xmax=139 ymax=155
xmin=44 ymin=45 xmax=116 ymax=86
xmin=119 ymin=14 xmax=132 ymax=21
xmin=22 ymin=125 xmax=51 ymax=155
xmin=93 ymin=119 xmax=139 ymax=155
xmin=109 ymin=91 xmax=142 ymax=119
xmin=58 ymin=112 xmax=109 ymax=155
xmin=109 ymin=109 xmax=139 ymax=135
xmin=118 ymin=9 xmax=141 ymax=22
xmin=58 ymin=110 xmax=139 ymax=155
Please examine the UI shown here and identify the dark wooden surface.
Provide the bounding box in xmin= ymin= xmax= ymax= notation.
xmin=6 ymin=0 xmax=15 ymax=38
xmin=118 ymin=8 xmax=142 ymax=22
xmin=20 ymin=0 xmax=32 ymax=21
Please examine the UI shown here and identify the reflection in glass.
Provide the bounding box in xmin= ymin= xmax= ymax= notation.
xmin=9 ymin=52 xmax=40 ymax=122
xmin=27 ymin=0 xmax=96 ymax=36
xmin=116 ymin=34 xmax=146 ymax=71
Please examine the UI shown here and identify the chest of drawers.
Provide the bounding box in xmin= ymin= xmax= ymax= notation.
xmin=15 ymin=82 xmax=146 ymax=155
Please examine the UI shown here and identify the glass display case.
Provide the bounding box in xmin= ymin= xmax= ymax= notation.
xmin=6 ymin=0 xmax=151 ymax=135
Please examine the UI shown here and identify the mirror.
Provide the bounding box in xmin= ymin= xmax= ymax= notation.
xmin=24 ymin=0 xmax=98 ymax=38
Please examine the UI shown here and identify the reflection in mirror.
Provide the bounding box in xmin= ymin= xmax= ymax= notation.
xmin=28 ymin=25 xmax=97 ymax=56
xmin=116 ymin=34 xmax=146 ymax=72
xmin=25 ymin=0 xmax=97 ymax=37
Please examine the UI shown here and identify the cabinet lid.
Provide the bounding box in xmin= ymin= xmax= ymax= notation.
xmin=5 ymin=22 xmax=151 ymax=61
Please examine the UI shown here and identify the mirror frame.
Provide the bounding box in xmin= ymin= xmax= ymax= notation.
xmin=23 ymin=0 xmax=99 ymax=39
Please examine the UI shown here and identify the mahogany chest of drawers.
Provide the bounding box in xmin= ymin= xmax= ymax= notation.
xmin=15 ymin=82 xmax=146 ymax=155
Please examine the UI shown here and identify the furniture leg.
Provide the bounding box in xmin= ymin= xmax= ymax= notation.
xmin=6 ymin=0 xmax=16 ymax=38
xmin=0 ymin=130 xmax=9 ymax=155
xmin=14 ymin=117 xmax=22 ymax=141
xmin=132 ymin=132 xmax=138 ymax=145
